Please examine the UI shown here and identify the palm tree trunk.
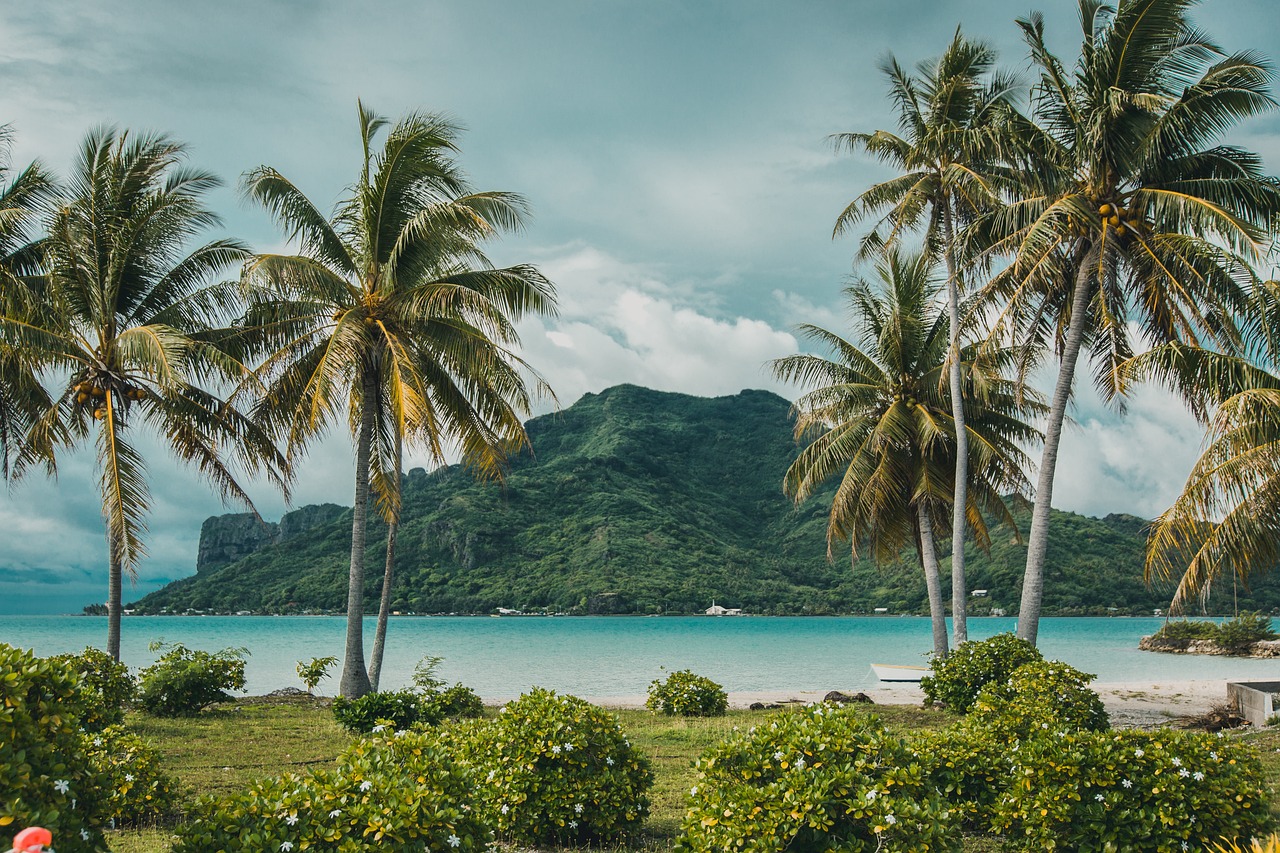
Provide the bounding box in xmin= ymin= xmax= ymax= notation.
xmin=368 ymin=432 xmax=402 ymax=692
xmin=106 ymin=535 xmax=122 ymax=660
xmin=916 ymin=502 xmax=949 ymax=659
xmin=1018 ymin=262 xmax=1094 ymax=645
xmin=339 ymin=370 xmax=376 ymax=699
xmin=941 ymin=203 xmax=968 ymax=646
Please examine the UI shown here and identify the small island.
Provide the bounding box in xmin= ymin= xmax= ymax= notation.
xmin=1139 ymin=613 xmax=1280 ymax=657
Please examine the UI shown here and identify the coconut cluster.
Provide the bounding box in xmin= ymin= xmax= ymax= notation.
xmin=72 ymin=375 xmax=148 ymax=420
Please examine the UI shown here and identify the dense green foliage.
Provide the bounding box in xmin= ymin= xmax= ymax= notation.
xmin=136 ymin=643 xmax=247 ymax=717
xmin=0 ymin=644 xmax=107 ymax=852
xmin=49 ymin=647 xmax=134 ymax=732
xmin=173 ymin=730 xmax=486 ymax=853
xmin=992 ymin=729 xmax=1269 ymax=851
xmin=450 ymin=689 xmax=653 ymax=846
xmin=676 ymin=704 xmax=957 ymax=852
xmin=646 ymin=670 xmax=728 ymax=717
xmin=296 ymin=655 xmax=338 ymax=693
xmin=332 ymin=690 xmax=424 ymax=733
xmin=1150 ymin=614 xmax=1278 ymax=653
xmin=966 ymin=660 xmax=1109 ymax=740
xmin=84 ymin=726 xmax=175 ymax=827
xmin=920 ymin=633 xmax=1043 ymax=713
xmin=133 ymin=385 xmax=1280 ymax=618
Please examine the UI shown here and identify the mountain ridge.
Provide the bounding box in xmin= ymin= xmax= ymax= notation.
xmin=133 ymin=384 xmax=1280 ymax=617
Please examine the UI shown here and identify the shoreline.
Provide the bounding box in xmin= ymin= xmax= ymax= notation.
xmin=584 ymin=679 xmax=1236 ymax=728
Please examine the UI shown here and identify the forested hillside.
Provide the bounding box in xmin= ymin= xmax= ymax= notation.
xmin=133 ymin=385 xmax=1280 ymax=617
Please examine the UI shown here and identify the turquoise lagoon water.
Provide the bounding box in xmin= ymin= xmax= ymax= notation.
xmin=2 ymin=615 xmax=1276 ymax=698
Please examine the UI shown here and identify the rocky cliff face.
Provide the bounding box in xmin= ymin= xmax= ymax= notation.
xmin=196 ymin=503 xmax=350 ymax=572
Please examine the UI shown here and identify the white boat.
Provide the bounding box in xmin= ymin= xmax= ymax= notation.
xmin=870 ymin=663 xmax=930 ymax=683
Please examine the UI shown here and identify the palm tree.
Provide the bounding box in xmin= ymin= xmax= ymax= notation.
xmin=771 ymin=250 xmax=1040 ymax=658
xmin=977 ymin=0 xmax=1280 ymax=644
xmin=239 ymin=102 xmax=557 ymax=698
xmin=832 ymin=30 xmax=1019 ymax=645
xmin=0 ymin=126 xmax=57 ymax=477
xmin=0 ymin=128 xmax=287 ymax=658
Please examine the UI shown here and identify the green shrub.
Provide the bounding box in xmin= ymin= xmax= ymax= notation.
xmin=425 ymin=684 xmax=485 ymax=721
xmin=332 ymin=690 xmax=425 ymax=733
xmin=453 ymin=688 xmax=652 ymax=846
xmin=48 ymin=647 xmax=134 ymax=732
xmin=675 ymin=704 xmax=959 ymax=853
xmin=0 ymin=643 xmax=107 ymax=852
xmin=173 ymin=730 xmax=486 ymax=852
xmin=967 ymin=660 xmax=1108 ymax=740
xmin=993 ymin=729 xmax=1269 ymax=851
xmin=646 ymin=669 xmax=728 ymax=717
xmin=911 ymin=726 xmax=1010 ymax=833
xmin=1150 ymin=619 xmax=1219 ymax=648
xmin=84 ymin=726 xmax=175 ymax=826
xmin=920 ymin=633 xmax=1042 ymax=713
xmin=296 ymin=655 xmax=337 ymax=694
xmin=136 ymin=642 xmax=247 ymax=717
xmin=1215 ymin=612 xmax=1278 ymax=653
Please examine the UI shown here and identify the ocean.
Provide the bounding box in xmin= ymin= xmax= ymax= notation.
xmin=3 ymin=614 xmax=1276 ymax=698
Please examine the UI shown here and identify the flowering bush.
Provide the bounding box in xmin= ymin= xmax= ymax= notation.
xmin=920 ymin=633 xmax=1042 ymax=713
xmin=425 ymin=683 xmax=484 ymax=721
xmin=83 ymin=726 xmax=175 ymax=826
xmin=173 ymin=730 xmax=486 ymax=852
xmin=993 ymin=729 xmax=1269 ymax=851
xmin=647 ymin=669 xmax=728 ymax=717
xmin=911 ymin=726 xmax=1009 ymax=833
xmin=676 ymin=704 xmax=958 ymax=852
xmin=966 ymin=660 xmax=1108 ymax=739
xmin=136 ymin=642 xmax=247 ymax=717
xmin=332 ymin=690 xmax=424 ymax=733
xmin=49 ymin=647 xmax=134 ymax=732
xmin=0 ymin=644 xmax=107 ymax=852
xmin=451 ymin=688 xmax=652 ymax=846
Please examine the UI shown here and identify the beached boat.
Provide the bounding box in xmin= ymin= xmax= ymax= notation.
xmin=871 ymin=663 xmax=930 ymax=683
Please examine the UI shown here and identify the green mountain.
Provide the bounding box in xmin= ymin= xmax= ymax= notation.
xmin=133 ymin=384 xmax=1280 ymax=617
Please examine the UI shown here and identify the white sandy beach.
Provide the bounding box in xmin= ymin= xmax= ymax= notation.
xmin=586 ymin=679 xmax=1237 ymax=728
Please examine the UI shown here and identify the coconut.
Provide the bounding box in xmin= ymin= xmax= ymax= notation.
xmin=1099 ymin=203 xmax=1114 ymax=216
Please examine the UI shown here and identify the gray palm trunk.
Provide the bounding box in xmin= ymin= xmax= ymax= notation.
xmin=1018 ymin=262 xmax=1094 ymax=645
xmin=941 ymin=204 xmax=968 ymax=647
xmin=339 ymin=370 xmax=376 ymax=698
xmin=916 ymin=502 xmax=949 ymax=659
xmin=107 ymin=537 xmax=122 ymax=660
xmin=368 ymin=434 xmax=402 ymax=692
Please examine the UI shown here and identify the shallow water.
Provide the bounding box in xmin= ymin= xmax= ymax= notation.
xmin=4 ymin=614 xmax=1276 ymax=697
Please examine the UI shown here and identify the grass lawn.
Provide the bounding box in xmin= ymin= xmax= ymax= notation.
xmin=101 ymin=697 xmax=1279 ymax=852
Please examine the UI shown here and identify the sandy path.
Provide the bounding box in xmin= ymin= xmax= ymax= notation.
xmin=585 ymin=679 xmax=1234 ymax=728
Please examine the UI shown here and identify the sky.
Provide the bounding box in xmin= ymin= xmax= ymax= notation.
xmin=2 ymin=0 xmax=1278 ymax=613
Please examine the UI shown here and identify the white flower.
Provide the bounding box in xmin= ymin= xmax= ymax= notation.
xmin=93 ymin=737 xmax=103 ymax=747
xmin=690 ymin=786 xmax=698 ymax=795
xmin=1041 ymin=722 xmax=1049 ymax=729
xmin=447 ymin=834 xmax=461 ymax=848
xmin=773 ymin=751 xmax=784 ymax=761
xmin=359 ymin=780 xmax=372 ymax=792
xmin=1095 ymin=794 xmax=1105 ymax=802
xmin=1171 ymin=757 xmax=1182 ymax=767
xmin=1134 ymin=749 xmax=1145 ymax=757
xmin=552 ymin=744 xmax=562 ymax=755
xmin=125 ymin=773 xmax=134 ymax=782
xmin=285 ymin=815 xmax=298 ymax=826
xmin=885 ymin=814 xmax=897 ymax=826
xmin=329 ymin=809 xmax=341 ymax=818
xmin=606 ymin=757 xmax=615 ymax=766
xmin=280 ymin=843 xmax=294 ymax=852
xmin=54 ymin=779 xmax=70 ymax=794
xmin=1210 ymin=751 xmax=1219 ymax=760
xmin=371 ymin=724 xmax=386 ymax=733
xmin=563 ymin=742 xmax=574 ymax=752
xmin=794 ymin=757 xmax=806 ymax=770
xmin=81 ymin=829 xmax=91 ymax=841
xmin=1182 ymin=842 xmax=1190 ymax=851
xmin=569 ymin=820 xmax=578 ymax=829
xmin=1193 ymin=771 xmax=1205 ymax=781
xmin=575 ymin=803 xmax=584 ymax=814
xmin=865 ymin=790 xmax=878 ymax=802
xmin=501 ymin=804 xmax=510 ymax=815
xmin=487 ymin=770 xmax=495 ymax=781
xmin=1178 ymin=768 xmax=1190 ymax=778
xmin=1122 ymin=779 xmax=1132 ymax=789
